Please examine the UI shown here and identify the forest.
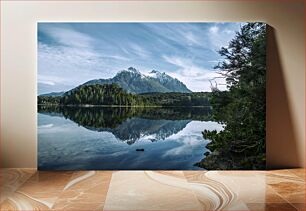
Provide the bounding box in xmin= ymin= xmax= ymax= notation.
xmin=195 ymin=23 xmax=266 ymax=170
xmin=37 ymin=84 xmax=211 ymax=107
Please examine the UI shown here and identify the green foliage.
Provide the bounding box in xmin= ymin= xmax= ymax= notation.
xmin=139 ymin=92 xmax=210 ymax=107
xmin=37 ymin=84 xmax=211 ymax=107
xmin=59 ymin=84 xmax=143 ymax=106
xmin=196 ymin=23 xmax=266 ymax=170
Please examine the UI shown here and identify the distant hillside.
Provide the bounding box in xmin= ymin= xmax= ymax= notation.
xmin=40 ymin=91 xmax=65 ymax=97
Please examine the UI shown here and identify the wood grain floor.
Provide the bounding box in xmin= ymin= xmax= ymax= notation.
xmin=0 ymin=169 xmax=305 ymax=211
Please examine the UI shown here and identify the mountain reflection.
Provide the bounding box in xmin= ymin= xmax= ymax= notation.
xmin=38 ymin=106 xmax=212 ymax=144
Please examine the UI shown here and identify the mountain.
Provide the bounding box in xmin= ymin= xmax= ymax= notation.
xmin=146 ymin=70 xmax=191 ymax=93
xmin=81 ymin=67 xmax=192 ymax=94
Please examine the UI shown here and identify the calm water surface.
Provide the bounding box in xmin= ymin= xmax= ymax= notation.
xmin=38 ymin=106 xmax=223 ymax=170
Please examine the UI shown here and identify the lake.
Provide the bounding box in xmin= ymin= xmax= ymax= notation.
xmin=38 ymin=106 xmax=223 ymax=170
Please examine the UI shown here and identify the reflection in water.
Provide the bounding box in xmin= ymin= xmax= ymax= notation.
xmin=103 ymin=118 xmax=191 ymax=145
xmin=38 ymin=106 xmax=222 ymax=170
xmin=38 ymin=106 xmax=212 ymax=126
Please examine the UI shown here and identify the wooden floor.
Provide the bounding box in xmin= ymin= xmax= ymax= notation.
xmin=0 ymin=169 xmax=305 ymax=211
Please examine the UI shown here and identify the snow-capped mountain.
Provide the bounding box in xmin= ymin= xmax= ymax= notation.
xmin=81 ymin=67 xmax=192 ymax=94
xmin=147 ymin=70 xmax=172 ymax=82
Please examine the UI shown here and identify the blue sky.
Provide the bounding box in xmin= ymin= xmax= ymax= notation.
xmin=38 ymin=22 xmax=244 ymax=94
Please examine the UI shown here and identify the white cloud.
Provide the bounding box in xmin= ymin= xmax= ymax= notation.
xmin=38 ymin=42 xmax=98 ymax=65
xmin=38 ymin=42 xmax=104 ymax=81
xmin=209 ymin=26 xmax=219 ymax=34
xmin=39 ymin=80 xmax=55 ymax=86
xmin=162 ymin=55 xmax=227 ymax=92
xmin=183 ymin=31 xmax=201 ymax=46
xmin=40 ymin=26 xmax=94 ymax=48
xmin=38 ymin=26 xmax=129 ymax=82
xmin=163 ymin=56 xmax=190 ymax=70
xmin=103 ymin=55 xmax=130 ymax=61
xmin=128 ymin=43 xmax=151 ymax=59
xmin=38 ymin=74 xmax=68 ymax=86
xmin=144 ymin=23 xmax=204 ymax=47
xmin=38 ymin=40 xmax=132 ymax=94
xmin=207 ymin=24 xmax=239 ymax=50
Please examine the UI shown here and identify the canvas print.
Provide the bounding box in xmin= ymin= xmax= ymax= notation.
xmin=38 ymin=22 xmax=266 ymax=170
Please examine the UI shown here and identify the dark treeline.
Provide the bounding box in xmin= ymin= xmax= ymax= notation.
xmin=62 ymin=84 xmax=144 ymax=106
xmin=38 ymin=83 xmax=211 ymax=107
xmin=38 ymin=105 xmax=212 ymax=130
xmin=139 ymin=92 xmax=210 ymax=107
xmin=195 ymin=23 xmax=266 ymax=170
xmin=38 ymin=96 xmax=61 ymax=105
